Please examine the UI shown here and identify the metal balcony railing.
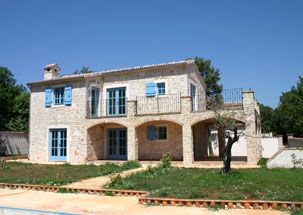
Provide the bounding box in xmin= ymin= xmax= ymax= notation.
xmin=193 ymin=88 xmax=243 ymax=112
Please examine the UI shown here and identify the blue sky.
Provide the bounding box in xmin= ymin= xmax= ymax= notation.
xmin=0 ymin=0 xmax=302 ymax=107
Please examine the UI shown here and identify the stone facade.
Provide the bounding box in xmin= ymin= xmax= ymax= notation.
xmin=27 ymin=60 xmax=261 ymax=165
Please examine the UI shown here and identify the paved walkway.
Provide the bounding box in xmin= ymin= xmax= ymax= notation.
xmin=63 ymin=167 xmax=146 ymax=189
xmin=0 ymin=189 xmax=287 ymax=215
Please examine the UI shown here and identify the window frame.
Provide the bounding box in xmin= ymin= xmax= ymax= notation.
xmin=54 ymin=87 xmax=65 ymax=105
xmin=156 ymin=82 xmax=166 ymax=96
xmin=147 ymin=125 xmax=168 ymax=141
xmin=91 ymin=87 xmax=100 ymax=117
xmin=106 ymin=87 xmax=127 ymax=116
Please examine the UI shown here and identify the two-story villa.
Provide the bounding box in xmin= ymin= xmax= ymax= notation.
xmin=27 ymin=60 xmax=261 ymax=166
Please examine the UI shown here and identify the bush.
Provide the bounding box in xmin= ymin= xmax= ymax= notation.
xmin=121 ymin=160 xmax=141 ymax=170
xmin=257 ymin=158 xmax=268 ymax=167
xmin=107 ymin=174 xmax=134 ymax=189
xmin=160 ymin=152 xmax=171 ymax=168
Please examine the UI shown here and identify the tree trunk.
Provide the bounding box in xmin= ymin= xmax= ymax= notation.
xmin=222 ymin=128 xmax=239 ymax=175
xmin=218 ymin=129 xmax=225 ymax=157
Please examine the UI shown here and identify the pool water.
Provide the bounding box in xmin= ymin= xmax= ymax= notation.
xmin=0 ymin=206 xmax=78 ymax=215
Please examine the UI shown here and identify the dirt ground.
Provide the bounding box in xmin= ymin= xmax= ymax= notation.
xmin=0 ymin=188 xmax=288 ymax=215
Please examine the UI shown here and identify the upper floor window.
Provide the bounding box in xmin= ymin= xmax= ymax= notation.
xmin=157 ymin=82 xmax=166 ymax=95
xmin=107 ymin=87 xmax=126 ymax=116
xmin=91 ymin=87 xmax=100 ymax=117
xmin=45 ymin=85 xmax=72 ymax=107
xmin=54 ymin=87 xmax=64 ymax=105
xmin=146 ymin=81 xmax=166 ymax=97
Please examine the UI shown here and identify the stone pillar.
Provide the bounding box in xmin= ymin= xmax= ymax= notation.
xmin=182 ymin=124 xmax=194 ymax=165
xmin=276 ymin=135 xmax=284 ymax=149
xmin=181 ymin=96 xmax=192 ymax=114
xmin=127 ymin=100 xmax=138 ymax=160
xmin=242 ymin=90 xmax=262 ymax=165
xmin=127 ymin=125 xmax=138 ymax=160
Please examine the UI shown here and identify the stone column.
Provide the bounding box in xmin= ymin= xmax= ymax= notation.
xmin=127 ymin=100 xmax=138 ymax=160
xmin=182 ymin=124 xmax=194 ymax=166
xmin=242 ymin=90 xmax=262 ymax=165
xmin=127 ymin=125 xmax=138 ymax=160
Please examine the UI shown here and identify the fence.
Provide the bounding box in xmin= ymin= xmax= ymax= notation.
xmin=288 ymin=136 xmax=303 ymax=147
xmin=0 ymin=131 xmax=29 ymax=156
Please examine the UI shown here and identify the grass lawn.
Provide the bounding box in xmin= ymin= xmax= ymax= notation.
xmin=106 ymin=167 xmax=303 ymax=201
xmin=0 ymin=160 xmax=140 ymax=186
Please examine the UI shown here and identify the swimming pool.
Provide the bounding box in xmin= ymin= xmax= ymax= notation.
xmin=0 ymin=206 xmax=78 ymax=215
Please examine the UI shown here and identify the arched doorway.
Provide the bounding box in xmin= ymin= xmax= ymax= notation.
xmin=191 ymin=118 xmax=246 ymax=161
xmin=87 ymin=122 xmax=127 ymax=161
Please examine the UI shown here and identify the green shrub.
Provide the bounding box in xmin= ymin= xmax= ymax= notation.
xmin=160 ymin=152 xmax=171 ymax=168
xmin=107 ymin=174 xmax=134 ymax=189
xmin=121 ymin=160 xmax=141 ymax=170
xmin=257 ymin=158 xmax=268 ymax=167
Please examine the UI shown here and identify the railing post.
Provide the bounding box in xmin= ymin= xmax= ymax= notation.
xmin=157 ymin=96 xmax=159 ymax=114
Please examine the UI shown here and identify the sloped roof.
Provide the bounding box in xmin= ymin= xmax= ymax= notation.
xmin=28 ymin=60 xmax=193 ymax=86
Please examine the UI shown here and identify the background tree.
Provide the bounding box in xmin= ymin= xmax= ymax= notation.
xmin=73 ymin=66 xmax=92 ymax=74
xmin=0 ymin=66 xmax=29 ymax=132
xmin=272 ymin=76 xmax=303 ymax=137
xmin=259 ymin=104 xmax=274 ymax=133
xmin=194 ymin=57 xmax=223 ymax=96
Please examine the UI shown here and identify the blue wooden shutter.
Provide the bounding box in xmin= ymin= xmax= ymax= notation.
xmin=146 ymin=82 xmax=156 ymax=96
xmin=45 ymin=87 xmax=52 ymax=107
xmin=147 ymin=126 xmax=157 ymax=141
xmin=64 ymin=85 xmax=72 ymax=105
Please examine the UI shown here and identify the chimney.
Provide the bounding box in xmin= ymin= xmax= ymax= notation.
xmin=44 ymin=63 xmax=60 ymax=80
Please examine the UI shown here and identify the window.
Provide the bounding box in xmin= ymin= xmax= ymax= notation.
xmin=157 ymin=82 xmax=166 ymax=95
xmin=146 ymin=82 xmax=166 ymax=97
xmin=147 ymin=126 xmax=167 ymax=141
xmin=107 ymin=88 xmax=126 ymax=115
xmin=91 ymin=87 xmax=100 ymax=117
xmin=158 ymin=127 xmax=167 ymax=140
xmin=190 ymin=84 xmax=197 ymax=111
xmin=54 ymin=87 xmax=64 ymax=105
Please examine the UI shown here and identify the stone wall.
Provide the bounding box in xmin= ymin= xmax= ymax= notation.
xmin=137 ymin=121 xmax=183 ymax=160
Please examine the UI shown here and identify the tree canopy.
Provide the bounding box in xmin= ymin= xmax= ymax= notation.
xmin=259 ymin=104 xmax=274 ymax=133
xmin=73 ymin=66 xmax=92 ymax=74
xmin=260 ymin=76 xmax=303 ymax=137
xmin=0 ymin=66 xmax=29 ymax=131
xmin=273 ymin=76 xmax=303 ymax=137
xmin=194 ymin=57 xmax=223 ymax=96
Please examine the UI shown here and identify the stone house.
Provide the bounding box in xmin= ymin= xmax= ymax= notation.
xmin=27 ymin=60 xmax=261 ymax=165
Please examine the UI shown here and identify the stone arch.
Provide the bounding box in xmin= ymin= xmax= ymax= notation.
xmin=191 ymin=117 xmax=246 ymax=161
xmin=87 ymin=122 xmax=127 ymax=161
xmin=136 ymin=120 xmax=183 ymax=161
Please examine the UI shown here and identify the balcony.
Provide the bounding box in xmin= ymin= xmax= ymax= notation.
xmin=86 ymin=98 xmax=127 ymax=118
xmin=135 ymin=93 xmax=181 ymax=115
xmin=193 ymin=88 xmax=243 ymax=112
xmin=86 ymin=88 xmax=243 ymax=118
